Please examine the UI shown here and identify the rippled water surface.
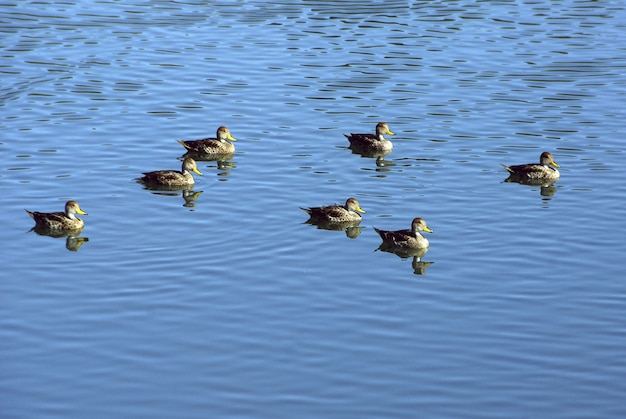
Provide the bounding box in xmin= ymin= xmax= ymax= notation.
xmin=2 ymin=1 xmax=626 ymax=417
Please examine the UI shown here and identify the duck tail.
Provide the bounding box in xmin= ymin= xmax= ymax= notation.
xmin=25 ymin=209 xmax=34 ymax=218
xmin=500 ymin=163 xmax=513 ymax=173
xmin=176 ymin=139 xmax=191 ymax=150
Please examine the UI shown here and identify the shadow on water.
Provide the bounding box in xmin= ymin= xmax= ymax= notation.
xmin=181 ymin=150 xmax=236 ymax=164
xmin=139 ymin=185 xmax=204 ymax=208
xmin=503 ymin=174 xmax=558 ymax=198
xmin=302 ymin=218 xmax=364 ymax=239
xmin=375 ymin=243 xmax=434 ymax=276
xmin=28 ymin=226 xmax=90 ymax=252
xmin=348 ymin=144 xmax=393 ymax=160
xmin=339 ymin=145 xmax=396 ymax=174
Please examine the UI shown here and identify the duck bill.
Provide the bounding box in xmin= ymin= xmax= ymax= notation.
xmin=193 ymin=168 xmax=203 ymax=175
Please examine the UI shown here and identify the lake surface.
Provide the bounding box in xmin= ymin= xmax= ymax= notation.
xmin=2 ymin=1 xmax=626 ymax=417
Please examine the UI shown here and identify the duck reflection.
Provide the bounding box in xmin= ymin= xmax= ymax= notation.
xmin=180 ymin=154 xmax=237 ymax=179
xmin=303 ymin=218 xmax=363 ymax=239
xmin=181 ymin=189 xmax=203 ymax=207
xmin=375 ymin=155 xmax=394 ymax=167
xmin=350 ymin=153 xmax=394 ymax=176
xmin=29 ymin=226 xmax=89 ymax=252
xmin=349 ymin=146 xmax=392 ymax=160
xmin=215 ymin=159 xmax=237 ymax=178
xmin=503 ymin=175 xmax=558 ymax=197
xmin=182 ymin=150 xmax=236 ymax=165
xmin=140 ymin=185 xmax=204 ymax=208
xmin=375 ymin=243 xmax=434 ymax=276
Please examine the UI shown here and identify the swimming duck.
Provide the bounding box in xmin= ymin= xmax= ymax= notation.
xmin=374 ymin=217 xmax=432 ymax=249
xmin=344 ymin=122 xmax=395 ymax=153
xmin=138 ymin=157 xmax=202 ymax=188
xmin=301 ymin=197 xmax=366 ymax=223
xmin=501 ymin=151 xmax=560 ymax=182
xmin=177 ymin=126 xmax=237 ymax=157
xmin=25 ymin=200 xmax=87 ymax=230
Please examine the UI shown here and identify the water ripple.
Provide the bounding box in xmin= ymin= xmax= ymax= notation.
xmin=2 ymin=1 xmax=626 ymax=418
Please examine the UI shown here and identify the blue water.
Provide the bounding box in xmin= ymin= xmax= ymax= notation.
xmin=2 ymin=1 xmax=626 ymax=417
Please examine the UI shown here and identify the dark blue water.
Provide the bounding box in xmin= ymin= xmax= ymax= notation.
xmin=2 ymin=1 xmax=626 ymax=417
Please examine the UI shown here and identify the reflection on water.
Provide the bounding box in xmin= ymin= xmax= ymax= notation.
xmin=29 ymin=226 xmax=89 ymax=252
xmin=502 ymin=173 xmax=558 ymax=187
xmin=411 ymin=259 xmax=434 ymax=276
xmin=303 ymin=218 xmax=364 ymax=239
xmin=375 ymin=243 xmax=434 ymax=276
xmin=2 ymin=0 xmax=626 ymax=417
xmin=140 ymin=187 xmax=204 ymax=208
xmin=182 ymin=150 xmax=236 ymax=164
xmin=503 ymin=174 xmax=558 ymax=198
xmin=374 ymin=155 xmax=395 ymax=168
xmin=209 ymin=159 xmax=237 ymax=179
xmin=181 ymin=190 xmax=204 ymax=208
xmin=181 ymin=158 xmax=237 ymax=179
xmin=348 ymin=144 xmax=393 ymax=160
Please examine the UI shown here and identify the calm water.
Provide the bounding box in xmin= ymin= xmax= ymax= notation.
xmin=2 ymin=1 xmax=626 ymax=417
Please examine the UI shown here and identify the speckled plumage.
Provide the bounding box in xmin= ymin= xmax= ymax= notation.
xmin=301 ymin=197 xmax=365 ymax=223
xmin=25 ymin=200 xmax=87 ymax=230
xmin=344 ymin=122 xmax=395 ymax=153
xmin=501 ymin=151 xmax=560 ymax=182
xmin=177 ymin=126 xmax=237 ymax=157
xmin=374 ymin=217 xmax=433 ymax=250
xmin=138 ymin=157 xmax=202 ymax=187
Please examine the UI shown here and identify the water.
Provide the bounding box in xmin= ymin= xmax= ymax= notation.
xmin=2 ymin=1 xmax=626 ymax=417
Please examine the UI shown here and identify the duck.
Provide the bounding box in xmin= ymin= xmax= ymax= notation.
xmin=344 ymin=122 xmax=395 ymax=153
xmin=138 ymin=157 xmax=202 ymax=188
xmin=177 ymin=126 xmax=237 ymax=156
xmin=25 ymin=200 xmax=87 ymax=230
xmin=65 ymin=235 xmax=89 ymax=252
xmin=301 ymin=197 xmax=366 ymax=223
xmin=501 ymin=151 xmax=560 ymax=182
xmin=374 ymin=217 xmax=432 ymax=249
